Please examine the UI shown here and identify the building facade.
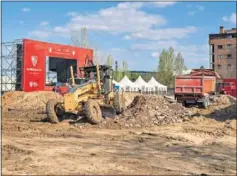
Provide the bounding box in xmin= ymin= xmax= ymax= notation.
xmin=209 ymin=26 xmax=237 ymax=78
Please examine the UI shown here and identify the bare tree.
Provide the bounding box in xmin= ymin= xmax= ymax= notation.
xmin=70 ymin=30 xmax=80 ymax=46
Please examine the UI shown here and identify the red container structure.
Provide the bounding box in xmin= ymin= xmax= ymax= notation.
xmin=175 ymin=75 xmax=216 ymax=108
xmin=1 ymin=39 xmax=94 ymax=93
xmin=217 ymin=78 xmax=237 ymax=97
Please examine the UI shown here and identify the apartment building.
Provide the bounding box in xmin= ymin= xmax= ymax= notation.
xmin=209 ymin=26 xmax=237 ymax=78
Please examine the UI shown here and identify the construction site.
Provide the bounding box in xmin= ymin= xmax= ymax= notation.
xmin=1 ymin=37 xmax=236 ymax=175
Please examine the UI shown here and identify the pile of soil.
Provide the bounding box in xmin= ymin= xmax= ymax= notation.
xmin=2 ymin=91 xmax=63 ymax=112
xmin=191 ymin=95 xmax=236 ymax=122
xmin=210 ymin=95 xmax=236 ymax=119
xmin=80 ymin=95 xmax=191 ymax=129
xmin=122 ymin=92 xmax=140 ymax=107
xmin=120 ymin=95 xmax=190 ymax=125
xmin=212 ymin=95 xmax=232 ymax=105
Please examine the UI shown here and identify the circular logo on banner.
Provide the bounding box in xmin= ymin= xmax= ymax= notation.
xmin=29 ymin=81 xmax=38 ymax=88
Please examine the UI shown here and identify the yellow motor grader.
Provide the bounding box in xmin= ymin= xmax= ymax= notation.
xmin=46 ymin=65 xmax=125 ymax=124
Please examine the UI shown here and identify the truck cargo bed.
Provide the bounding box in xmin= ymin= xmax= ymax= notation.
xmin=175 ymin=75 xmax=216 ymax=107
xmin=175 ymin=76 xmax=216 ymax=95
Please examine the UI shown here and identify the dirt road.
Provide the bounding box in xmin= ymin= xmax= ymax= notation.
xmin=2 ymin=109 xmax=236 ymax=175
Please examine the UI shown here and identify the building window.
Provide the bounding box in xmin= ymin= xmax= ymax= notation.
xmin=227 ymin=54 xmax=232 ymax=59
xmin=217 ymin=55 xmax=222 ymax=59
xmin=227 ymin=44 xmax=232 ymax=49
xmin=218 ymin=45 xmax=223 ymax=49
xmin=217 ymin=64 xmax=221 ymax=69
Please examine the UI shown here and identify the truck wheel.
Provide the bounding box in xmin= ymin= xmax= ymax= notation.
xmin=46 ymin=99 xmax=64 ymax=123
xmin=202 ymin=100 xmax=208 ymax=109
xmin=84 ymin=99 xmax=103 ymax=124
xmin=113 ymin=92 xmax=125 ymax=114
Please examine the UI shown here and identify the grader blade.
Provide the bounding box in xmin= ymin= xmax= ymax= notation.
xmin=100 ymin=105 xmax=116 ymax=118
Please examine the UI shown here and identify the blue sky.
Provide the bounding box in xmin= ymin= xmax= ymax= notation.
xmin=2 ymin=1 xmax=236 ymax=71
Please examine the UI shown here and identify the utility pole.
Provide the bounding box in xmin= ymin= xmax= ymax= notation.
xmin=115 ymin=60 xmax=118 ymax=81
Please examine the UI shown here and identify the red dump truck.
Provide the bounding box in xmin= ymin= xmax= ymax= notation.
xmin=174 ymin=69 xmax=219 ymax=108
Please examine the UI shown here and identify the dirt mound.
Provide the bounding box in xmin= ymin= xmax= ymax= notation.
xmin=209 ymin=95 xmax=236 ymax=119
xmin=122 ymin=92 xmax=139 ymax=107
xmin=191 ymin=95 xmax=236 ymax=122
xmin=2 ymin=91 xmax=63 ymax=112
xmin=212 ymin=95 xmax=231 ymax=105
xmin=94 ymin=95 xmax=191 ymax=129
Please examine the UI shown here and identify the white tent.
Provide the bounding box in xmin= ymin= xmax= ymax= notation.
xmin=148 ymin=77 xmax=167 ymax=92
xmin=134 ymin=76 xmax=154 ymax=92
xmin=119 ymin=75 xmax=137 ymax=92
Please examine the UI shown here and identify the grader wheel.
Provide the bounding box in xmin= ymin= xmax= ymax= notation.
xmin=46 ymin=99 xmax=64 ymax=123
xmin=84 ymin=99 xmax=103 ymax=124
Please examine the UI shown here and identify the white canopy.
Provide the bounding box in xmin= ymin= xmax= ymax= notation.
xmin=119 ymin=75 xmax=137 ymax=91
xmin=134 ymin=76 xmax=154 ymax=91
xmin=148 ymin=77 xmax=167 ymax=91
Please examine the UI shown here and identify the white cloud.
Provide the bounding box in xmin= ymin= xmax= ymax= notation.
xmin=29 ymin=31 xmax=51 ymax=39
xmin=230 ymin=13 xmax=236 ymax=24
xmin=21 ymin=7 xmax=31 ymax=12
xmin=222 ymin=13 xmax=236 ymax=24
xmin=40 ymin=21 xmax=49 ymax=26
xmin=123 ymin=35 xmax=132 ymax=40
xmin=65 ymin=3 xmax=166 ymax=34
xmin=53 ymin=26 xmax=70 ymax=37
xmin=222 ymin=16 xmax=228 ymax=22
xmin=188 ymin=5 xmax=204 ymax=16
xmin=132 ymin=41 xmax=209 ymax=65
xmin=132 ymin=40 xmax=178 ymax=50
xmin=152 ymin=2 xmax=176 ymax=8
xmin=151 ymin=52 xmax=159 ymax=58
xmin=117 ymin=2 xmax=144 ymax=9
xmin=67 ymin=12 xmax=78 ymax=17
xmin=129 ymin=26 xmax=197 ymax=40
xmin=29 ymin=2 xmax=194 ymax=42
xmin=37 ymin=2 xmax=166 ymax=39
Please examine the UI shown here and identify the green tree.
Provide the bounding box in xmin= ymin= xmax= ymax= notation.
xmin=122 ymin=60 xmax=129 ymax=77
xmin=106 ymin=53 xmax=113 ymax=67
xmin=157 ymin=47 xmax=175 ymax=87
xmin=116 ymin=66 xmax=123 ymax=82
xmin=174 ymin=52 xmax=185 ymax=76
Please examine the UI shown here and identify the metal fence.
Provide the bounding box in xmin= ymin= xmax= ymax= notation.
xmin=1 ymin=40 xmax=24 ymax=92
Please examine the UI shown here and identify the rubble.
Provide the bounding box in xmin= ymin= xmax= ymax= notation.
xmin=212 ymin=95 xmax=231 ymax=105
xmin=92 ymin=95 xmax=191 ymax=129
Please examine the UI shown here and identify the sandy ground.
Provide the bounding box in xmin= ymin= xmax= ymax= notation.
xmin=2 ymin=108 xmax=236 ymax=175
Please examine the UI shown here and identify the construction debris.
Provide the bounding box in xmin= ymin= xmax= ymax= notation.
xmin=119 ymin=95 xmax=191 ymax=125
xmin=74 ymin=95 xmax=191 ymax=129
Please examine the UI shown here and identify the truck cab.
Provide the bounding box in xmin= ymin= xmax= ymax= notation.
xmin=217 ymin=79 xmax=236 ymax=97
